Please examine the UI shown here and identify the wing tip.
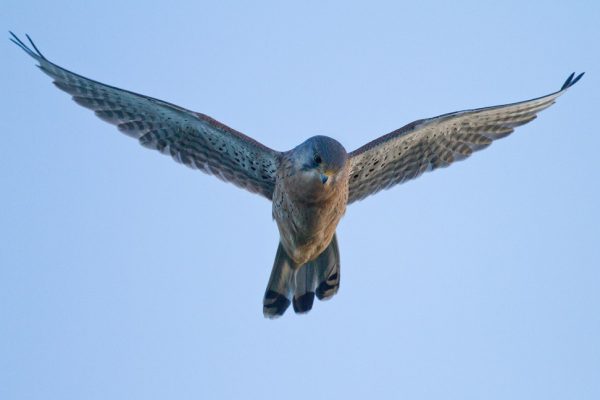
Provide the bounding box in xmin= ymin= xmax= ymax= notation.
xmin=9 ymin=31 xmax=46 ymax=61
xmin=560 ymin=72 xmax=584 ymax=91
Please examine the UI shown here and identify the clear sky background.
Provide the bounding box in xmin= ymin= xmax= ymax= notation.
xmin=2 ymin=1 xmax=599 ymax=399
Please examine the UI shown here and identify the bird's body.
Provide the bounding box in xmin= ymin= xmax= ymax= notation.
xmin=273 ymin=136 xmax=349 ymax=265
xmin=10 ymin=32 xmax=583 ymax=318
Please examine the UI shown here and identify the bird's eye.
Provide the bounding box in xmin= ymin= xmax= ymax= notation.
xmin=314 ymin=154 xmax=322 ymax=164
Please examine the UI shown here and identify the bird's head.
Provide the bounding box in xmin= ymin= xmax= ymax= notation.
xmin=293 ymin=135 xmax=348 ymax=187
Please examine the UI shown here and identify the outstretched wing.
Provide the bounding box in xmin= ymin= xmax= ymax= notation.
xmin=11 ymin=32 xmax=280 ymax=200
xmin=347 ymin=72 xmax=583 ymax=204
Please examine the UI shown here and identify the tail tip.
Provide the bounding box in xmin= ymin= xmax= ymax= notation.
xmin=316 ymin=272 xmax=340 ymax=301
xmin=293 ymin=292 xmax=315 ymax=314
xmin=263 ymin=290 xmax=291 ymax=319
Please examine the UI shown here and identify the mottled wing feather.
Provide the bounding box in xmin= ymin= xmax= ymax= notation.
xmin=11 ymin=33 xmax=280 ymax=200
xmin=347 ymin=73 xmax=583 ymax=204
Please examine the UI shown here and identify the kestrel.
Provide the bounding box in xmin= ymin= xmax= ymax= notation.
xmin=11 ymin=33 xmax=583 ymax=318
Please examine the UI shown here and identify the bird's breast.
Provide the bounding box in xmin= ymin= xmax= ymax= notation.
xmin=272 ymin=169 xmax=348 ymax=265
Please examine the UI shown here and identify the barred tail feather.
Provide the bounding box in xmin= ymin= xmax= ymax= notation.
xmin=293 ymin=262 xmax=317 ymax=313
xmin=263 ymin=244 xmax=295 ymax=318
xmin=315 ymin=234 xmax=341 ymax=301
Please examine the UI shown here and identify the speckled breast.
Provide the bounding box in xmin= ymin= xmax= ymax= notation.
xmin=272 ymin=175 xmax=348 ymax=266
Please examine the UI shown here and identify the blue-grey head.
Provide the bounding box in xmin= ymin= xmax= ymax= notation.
xmin=293 ymin=135 xmax=348 ymax=185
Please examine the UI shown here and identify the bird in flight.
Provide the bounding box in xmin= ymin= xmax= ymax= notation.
xmin=11 ymin=32 xmax=583 ymax=318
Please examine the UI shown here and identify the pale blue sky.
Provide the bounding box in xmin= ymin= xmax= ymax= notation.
xmin=2 ymin=1 xmax=599 ymax=399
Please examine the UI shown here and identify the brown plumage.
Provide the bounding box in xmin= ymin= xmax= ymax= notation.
xmin=264 ymin=137 xmax=348 ymax=316
xmin=11 ymin=32 xmax=583 ymax=318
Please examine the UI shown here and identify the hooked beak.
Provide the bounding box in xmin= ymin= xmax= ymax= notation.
xmin=320 ymin=170 xmax=333 ymax=184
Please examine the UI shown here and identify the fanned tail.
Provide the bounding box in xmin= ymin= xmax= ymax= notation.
xmin=263 ymin=234 xmax=341 ymax=318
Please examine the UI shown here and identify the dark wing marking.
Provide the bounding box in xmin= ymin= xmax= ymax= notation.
xmin=347 ymin=72 xmax=583 ymax=204
xmin=10 ymin=32 xmax=280 ymax=200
